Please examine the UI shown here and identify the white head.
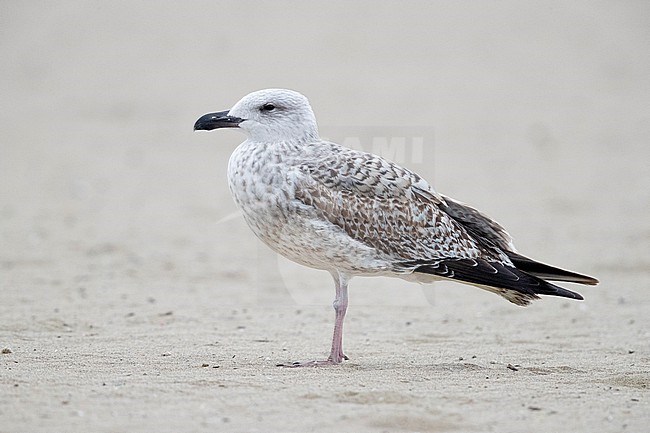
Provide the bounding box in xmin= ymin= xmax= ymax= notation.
xmin=194 ymin=89 xmax=319 ymax=143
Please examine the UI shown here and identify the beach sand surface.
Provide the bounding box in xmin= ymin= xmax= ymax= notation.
xmin=1 ymin=2 xmax=649 ymax=432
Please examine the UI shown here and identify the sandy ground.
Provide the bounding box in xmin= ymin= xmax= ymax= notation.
xmin=1 ymin=2 xmax=649 ymax=432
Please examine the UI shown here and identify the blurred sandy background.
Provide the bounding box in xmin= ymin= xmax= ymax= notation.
xmin=1 ymin=1 xmax=649 ymax=432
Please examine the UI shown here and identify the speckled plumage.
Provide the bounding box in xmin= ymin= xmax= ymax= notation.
xmin=195 ymin=89 xmax=598 ymax=366
xmin=229 ymin=139 xmax=494 ymax=272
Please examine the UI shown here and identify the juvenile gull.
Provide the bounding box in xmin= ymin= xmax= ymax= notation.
xmin=194 ymin=89 xmax=598 ymax=367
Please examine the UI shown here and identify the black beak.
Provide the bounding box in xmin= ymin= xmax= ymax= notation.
xmin=194 ymin=110 xmax=244 ymax=131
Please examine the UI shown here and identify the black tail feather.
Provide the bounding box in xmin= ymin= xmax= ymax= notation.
xmin=410 ymin=258 xmax=585 ymax=306
xmin=506 ymin=252 xmax=599 ymax=285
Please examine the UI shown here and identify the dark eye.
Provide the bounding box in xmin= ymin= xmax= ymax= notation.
xmin=261 ymin=103 xmax=276 ymax=111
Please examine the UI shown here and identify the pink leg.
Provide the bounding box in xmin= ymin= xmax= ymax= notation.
xmin=327 ymin=272 xmax=349 ymax=362
xmin=278 ymin=272 xmax=350 ymax=367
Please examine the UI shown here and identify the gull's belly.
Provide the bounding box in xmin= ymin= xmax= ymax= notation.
xmin=228 ymin=178 xmax=345 ymax=271
xmin=227 ymin=142 xmax=392 ymax=274
xmin=227 ymin=149 xmax=325 ymax=269
xmin=228 ymin=176 xmax=389 ymax=274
